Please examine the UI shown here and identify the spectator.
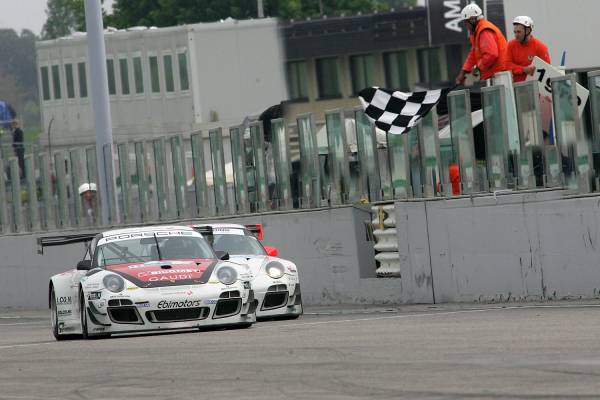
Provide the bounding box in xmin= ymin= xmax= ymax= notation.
xmin=455 ymin=3 xmax=508 ymax=85
xmin=11 ymin=120 xmax=24 ymax=179
xmin=506 ymin=16 xmax=551 ymax=83
xmin=78 ymin=182 xmax=98 ymax=225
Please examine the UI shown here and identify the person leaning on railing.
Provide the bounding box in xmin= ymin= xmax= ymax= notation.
xmin=455 ymin=3 xmax=508 ymax=85
xmin=506 ymin=16 xmax=551 ymax=83
xmin=11 ymin=120 xmax=24 ymax=179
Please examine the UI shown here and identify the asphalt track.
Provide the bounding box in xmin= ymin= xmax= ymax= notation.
xmin=1 ymin=301 xmax=600 ymax=400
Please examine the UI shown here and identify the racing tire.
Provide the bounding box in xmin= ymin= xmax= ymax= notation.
xmin=80 ymin=290 xmax=90 ymax=340
xmin=79 ymin=290 xmax=110 ymax=340
xmin=50 ymin=286 xmax=77 ymax=341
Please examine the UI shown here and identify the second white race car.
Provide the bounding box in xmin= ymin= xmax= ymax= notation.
xmin=192 ymin=223 xmax=303 ymax=320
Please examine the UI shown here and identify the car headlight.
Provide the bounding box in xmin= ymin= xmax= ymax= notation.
xmin=266 ymin=261 xmax=285 ymax=279
xmin=216 ymin=266 xmax=238 ymax=285
xmin=103 ymin=274 xmax=125 ymax=293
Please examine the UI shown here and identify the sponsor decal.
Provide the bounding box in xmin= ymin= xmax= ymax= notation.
xmin=99 ymin=230 xmax=198 ymax=245
xmin=57 ymin=296 xmax=72 ymax=305
xmin=58 ymin=310 xmax=72 ymax=317
xmin=135 ymin=301 xmax=150 ymax=308
xmin=157 ymin=299 xmax=201 ymax=309
xmin=93 ymin=327 xmax=105 ymax=332
xmin=59 ymin=325 xmax=75 ymax=333
xmin=85 ymin=283 xmax=101 ymax=290
xmin=88 ymin=292 xmax=102 ymax=300
xmin=287 ymin=266 xmax=297 ymax=273
xmin=212 ymin=227 xmax=245 ymax=235
xmin=138 ymin=269 xmax=197 ymax=277
xmin=127 ymin=286 xmax=139 ymax=291
xmin=204 ymin=299 xmax=218 ymax=305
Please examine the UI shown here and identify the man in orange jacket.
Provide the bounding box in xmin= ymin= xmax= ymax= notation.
xmin=506 ymin=16 xmax=551 ymax=82
xmin=455 ymin=3 xmax=508 ymax=84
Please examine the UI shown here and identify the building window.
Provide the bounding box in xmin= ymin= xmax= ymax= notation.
xmin=287 ymin=61 xmax=308 ymax=100
xmin=51 ymin=65 xmax=61 ymax=99
xmin=119 ymin=58 xmax=130 ymax=95
xmin=316 ymin=57 xmax=341 ymax=99
xmin=350 ymin=55 xmax=375 ymax=95
xmin=178 ymin=51 xmax=189 ymax=91
xmin=133 ymin=56 xmax=144 ymax=94
xmin=40 ymin=66 xmax=50 ymax=101
xmin=417 ymin=48 xmax=442 ymax=85
xmin=149 ymin=55 xmax=160 ymax=93
xmin=163 ymin=54 xmax=175 ymax=93
xmin=65 ymin=63 xmax=75 ymax=99
xmin=78 ymin=62 xmax=88 ymax=98
xmin=384 ymin=51 xmax=409 ymax=91
xmin=106 ymin=59 xmax=116 ymax=95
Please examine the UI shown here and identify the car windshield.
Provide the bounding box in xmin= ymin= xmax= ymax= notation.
xmin=94 ymin=235 xmax=215 ymax=267
xmin=212 ymin=234 xmax=266 ymax=256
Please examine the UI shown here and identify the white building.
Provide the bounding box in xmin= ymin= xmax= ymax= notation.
xmin=36 ymin=18 xmax=288 ymax=146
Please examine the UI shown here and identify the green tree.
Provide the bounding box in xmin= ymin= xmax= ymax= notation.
xmin=42 ymin=0 xmax=87 ymax=39
xmin=106 ymin=0 xmax=390 ymax=28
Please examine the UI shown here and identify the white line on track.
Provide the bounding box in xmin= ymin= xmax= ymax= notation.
xmin=0 ymin=322 xmax=47 ymax=326
xmin=0 ymin=342 xmax=55 ymax=350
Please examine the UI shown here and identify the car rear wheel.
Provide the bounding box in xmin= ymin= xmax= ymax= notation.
xmin=80 ymin=290 xmax=90 ymax=339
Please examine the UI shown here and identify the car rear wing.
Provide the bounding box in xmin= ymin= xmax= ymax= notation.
xmin=189 ymin=225 xmax=214 ymax=245
xmin=245 ymin=224 xmax=263 ymax=240
xmin=37 ymin=233 xmax=98 ymax=254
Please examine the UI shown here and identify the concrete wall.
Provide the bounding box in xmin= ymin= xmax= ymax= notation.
xmin=418 ymin=189 xmax=600 ymax=302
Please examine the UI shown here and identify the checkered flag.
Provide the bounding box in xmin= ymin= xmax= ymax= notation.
xmin=358 ymin=87 xmax=451 ymax=135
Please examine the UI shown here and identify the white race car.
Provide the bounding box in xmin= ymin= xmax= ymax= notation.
xmin=40 ymin=225 xmax=256 ymax=340
xmin=191 ymin=223 xmax=302 ymax=320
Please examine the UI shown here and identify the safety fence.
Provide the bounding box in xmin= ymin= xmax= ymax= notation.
xmin=1 ymin=71 xmax=600 ymax=273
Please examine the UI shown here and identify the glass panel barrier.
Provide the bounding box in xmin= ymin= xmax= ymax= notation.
xmin=134 ymin=141 xmax=150 ymax=222
xmin=38 ymin=153 xmax=53 ymax=230
xmin=448 ymin=89 xmax=477 ymax=194
xmin=325 ymin=109 xmax=351 ymax=204
xmin=387 ymin=132 xmax=411 ymax=199
xmin=408 ymin=127 xmax=423 ymax=197
xmin=85 ymin=147 xmax=102 ymax=225
xmin=271 ymin=119 xmax=293 ymax=210
xmin=230 ymin=126 xmax=250 ymax=214
xmin=69 ymin=149 xmax=83 ymax=227
xmin=354 ymin=108 xmax=381 ymax=202
xmin=482 ymin=85 xmax=510 ymax=190
xmin=514 ymin=80 xmax=546 ymax=188
xmin=190 ymin=132 xmax=211 ymax=217
xmin=552 ymin=75 xmax=592 ymax=192
xmin=249 ymin=122 xmax=269 ymax=212
xmin=117 ymin=143 xmax=132 ymax=223
xmin=54 ymin=151 xmax=69 ymax=228
xmin=296 ymin=113 xmax=321 ymax=208
xmin=102 ymin=143 xmax=119 ymax=224
xmin=0 ymin=157 xmax=7 ymax=233
xmin=152 ymin=138 xmax=169 ymax=220
xmin=24 ymin=154 xmax=39 ymax=231
xmin=588 ymin=70 xmax=600 ymax=184
xmin=492 ymin=71 xmax=521 ymax=178
xmin=9 ymin=158 xmax=22 ymax=232
xmin=209 ymin=128 xmax=228 ymax=215
xmin=169 ymin=135 xmax=187 ymax=218
xmin=417 ymin=109 xmax=441 ymax=197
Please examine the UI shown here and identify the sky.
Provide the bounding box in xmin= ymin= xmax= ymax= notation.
xmin=0 ymin=0 xmax=114 ymax=36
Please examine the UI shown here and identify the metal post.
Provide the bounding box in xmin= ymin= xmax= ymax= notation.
xmin=84 ymin=0 xmax=116 ymax=226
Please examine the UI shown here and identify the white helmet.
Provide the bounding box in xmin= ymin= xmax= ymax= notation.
xmin=513 ymin=15 xmax=533 ymax=29
xmin=461 ymin=3 xmax=483 ymax=20
xmin=78 ymin=182 xmax=97 ymax=195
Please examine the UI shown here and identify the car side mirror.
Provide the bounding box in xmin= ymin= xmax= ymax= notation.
xmin=215 ymin=251 xmax=230 ymax=260
xmin=264 ymin=246 xmax=278 ymax=257
xmin=77 ymin=260 xmax=92 ymax=270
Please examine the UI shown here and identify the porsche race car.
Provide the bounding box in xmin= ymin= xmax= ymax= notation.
xmin=41 ymin=225 xmax=257 ymax=340
xmin=191 ymin=223 xmax=302 ymax=320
